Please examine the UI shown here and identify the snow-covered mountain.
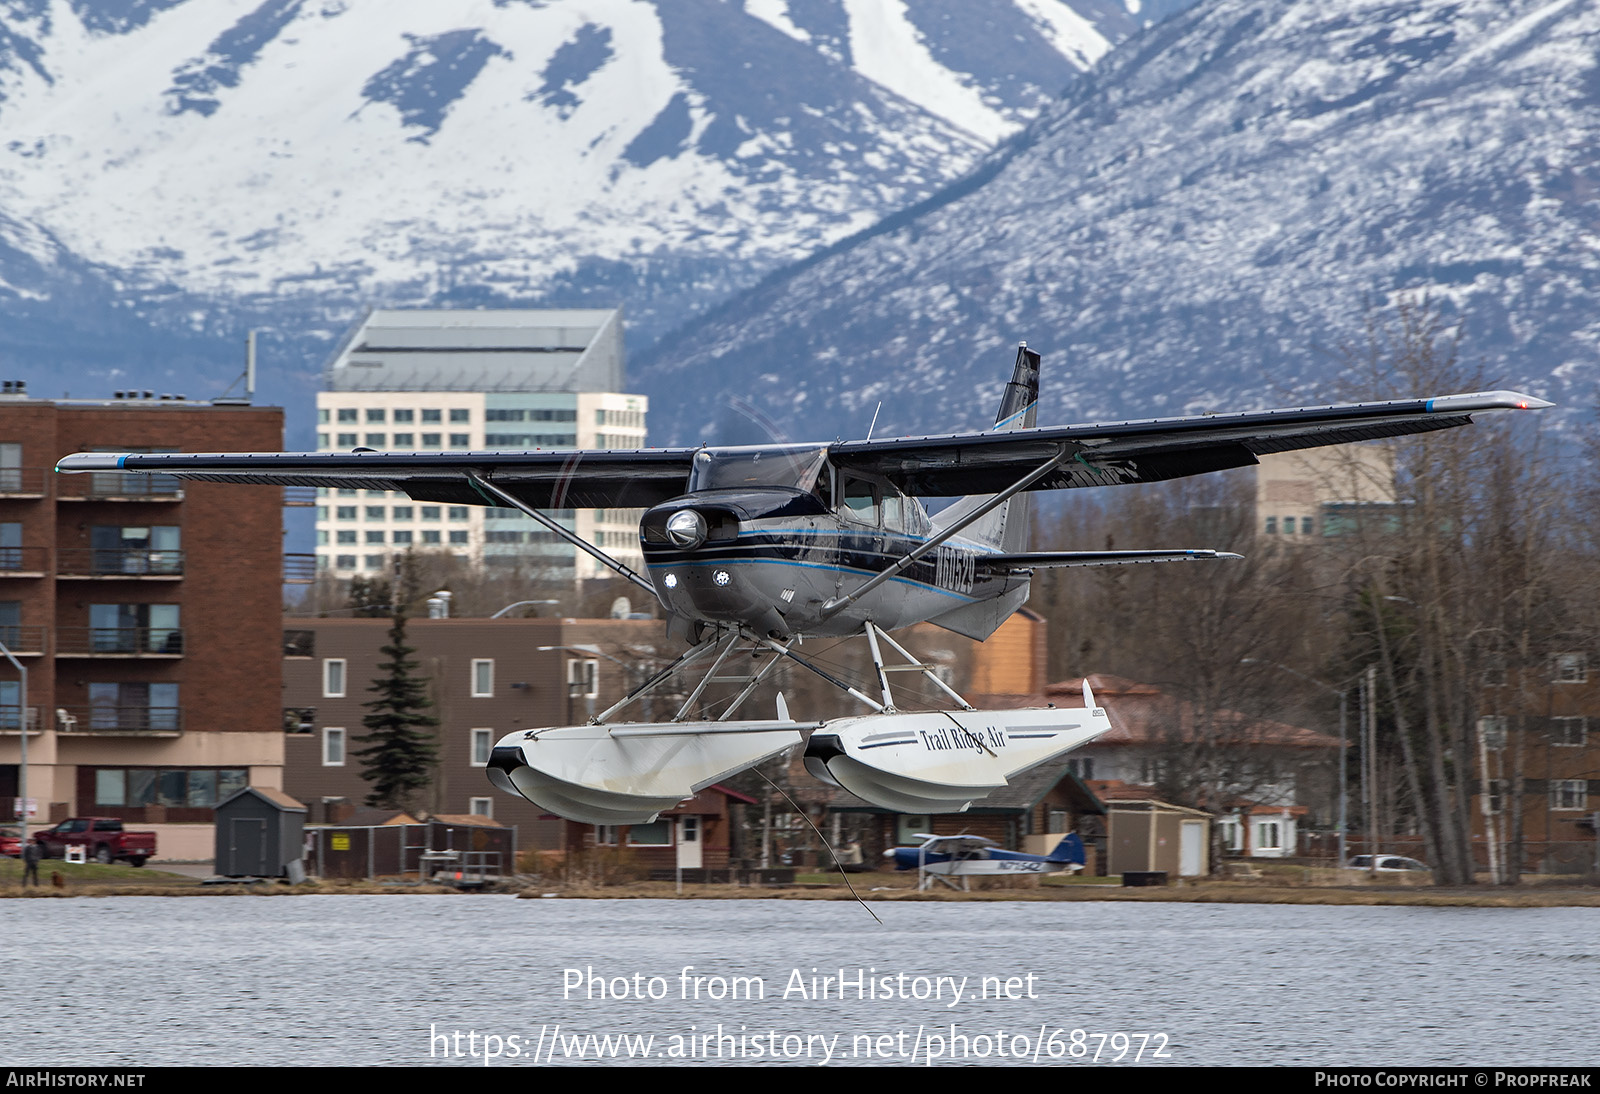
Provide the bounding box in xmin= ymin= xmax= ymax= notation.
xmin=0 ymin=0 xmax=1188 ymax=414
xmin=641 ymin=0 xmax=1600 ymax=446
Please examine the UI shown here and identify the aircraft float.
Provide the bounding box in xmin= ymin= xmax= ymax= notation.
xmin=57 ymin=347 xmax=1549 ymax=824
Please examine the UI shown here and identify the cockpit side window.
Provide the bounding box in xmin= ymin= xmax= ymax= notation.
xmin=841 ymin=478 xmax=881 ymax=526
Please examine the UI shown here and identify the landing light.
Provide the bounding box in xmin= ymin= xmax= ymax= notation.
xmin=713 ymin=570 xmax=731 ymax=587
xmin=664 ymin=573 xmax=678 ymax=589
xmin=665 ymin=509 xmax=707 ymax=549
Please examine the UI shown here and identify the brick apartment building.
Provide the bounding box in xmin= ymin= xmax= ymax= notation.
xmin=0 ymin=391 xmax=284 ymax=859
xmin=1474 ymin=653 xmax=1600 ymax=874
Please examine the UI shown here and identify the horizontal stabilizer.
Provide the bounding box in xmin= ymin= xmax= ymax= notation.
xmin=981 ymin=549 xmax=1242 ymax=569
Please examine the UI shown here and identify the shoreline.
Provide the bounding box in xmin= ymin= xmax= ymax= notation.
xmin=4 ymin=876 xmax=1599 ymax=907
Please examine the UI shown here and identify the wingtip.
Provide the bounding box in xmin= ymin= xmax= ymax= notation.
xmin=55 ymin=453 xmax=126 ymax=473
xmin=1426 ymin=390 xmax=1554 ymax=413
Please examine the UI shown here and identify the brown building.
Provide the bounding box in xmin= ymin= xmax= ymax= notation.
xmin=1473 ymin=655 xmax=1600 ymax=875
xmin=282 ymin=615 xmax=670 ymax=848
xmin=0 ymin=391 xmax=285 ymax=859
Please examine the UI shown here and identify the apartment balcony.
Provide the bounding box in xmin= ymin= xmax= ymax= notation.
xmin=0 ymin=626 xmax=49 ymax=656
xmin=0 ymin=468 xmax=49 ymax=498
xmin=56 ymin=548 xmax=184 ymax=580
xmin=283 ymin=553 xmax=316 ymax=584
xmin=60 ymin=473 xmax=183 ymax=503
xmin=0 ymin=706 xmax=43 ymax=733
xmin=55 ymin=627 xmax=184 ymax=658
xmin=0 ymin=546 xmax=48 ymax=578
xmin=55 ymin=706 xmax=183 ymax=736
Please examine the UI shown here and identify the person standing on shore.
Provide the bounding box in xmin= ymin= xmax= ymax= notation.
xmin=21 ymin=837 xmax=40 ymax=886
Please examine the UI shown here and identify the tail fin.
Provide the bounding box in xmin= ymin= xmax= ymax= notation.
xmin=1045 ymin=832 xmax=1085 ymax=864
xmin=931 ymin=344 xmax=1040 ymax=552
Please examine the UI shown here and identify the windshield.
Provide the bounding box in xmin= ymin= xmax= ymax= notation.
xmin=688 ymin=445 xmax=829 ymax=493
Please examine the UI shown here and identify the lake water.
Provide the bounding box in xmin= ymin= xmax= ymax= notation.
xmin=6 ymin=896 xmax=1595 ymax=1067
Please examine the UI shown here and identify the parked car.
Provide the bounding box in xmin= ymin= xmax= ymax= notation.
xmin=0 ymin=826 xmax=21 ymax=857
xmin=32 ymin=817 xmax=156 ymax=866
xmin=1346 ymin=854 xmax=1430 ymax=873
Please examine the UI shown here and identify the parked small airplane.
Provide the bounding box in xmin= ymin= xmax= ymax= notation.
xmin=886 ymin=831 xmax=1086 ymax=891
xmin=56 ymin=347 xmax=1549 ymax=825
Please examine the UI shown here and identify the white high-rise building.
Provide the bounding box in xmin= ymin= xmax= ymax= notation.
xmin=314 ymin=308 xmax=647 ymax=581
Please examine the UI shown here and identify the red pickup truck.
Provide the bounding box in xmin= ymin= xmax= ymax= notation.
xmin=33 ymin=818 xmax=157 ymax=866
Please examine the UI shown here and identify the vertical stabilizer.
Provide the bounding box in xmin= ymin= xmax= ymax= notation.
xmin=931 ymin=344 xmax=1040 ymax=552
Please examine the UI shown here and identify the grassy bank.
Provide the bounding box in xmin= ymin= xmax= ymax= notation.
xmin=3 ymin=856 xmax=1597 ymax=906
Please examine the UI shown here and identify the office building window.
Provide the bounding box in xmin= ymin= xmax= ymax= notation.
xmin=448 ymin=507 xmax=469 ymax=521
xmin=472 ymin=659 xmax=493 ymax=697
xmin=392 ymin=433 xmax=414 ymax=447
xmin=337 ymin=408 xmax=357 ymax=423
xmin=365 ymin=433 xmax=385 ymax=447
xmin=366 ymin=408 xmax=386 ymax=423
xmin=1553 ymin=652 xmax=1587 ymax=684
xmin=422 ymin=433 xmax=442 ymax=448
xmin=324 ymin=659 xmax=346 ymax=697
xmin=449 ymin=531 xmax=469 ymax=545
xmin=1552 ymin=717 xmax=1587 ymax=747
xmin=450 ymin=408 xmax=470 ymax=423
xmin=1551 ymin=780 xmax=1587 ymax=811
xmin=365 ymin=531 xmax=385 ymax=545
xmin=472 ymin=728 xmax=493 ymax=766
xmin=422 ymin=530 xmax=441 ymax=545
xmin=568 ymin=658 xmax=599 ymax=699
xmin=394 ymin=409 xmax=414 ymax=423
xmin=323 ymin=727 xmax=345 ymax=766
xmin=422 ymin=409 xmax=442 ymax=423
xmin=337 ymin=433 xmax=357 ymax=447
xmin=449 ymin=434 xmax=471 ymax=448
xmin=1477 ymin=716 xmax=1507 ymax=750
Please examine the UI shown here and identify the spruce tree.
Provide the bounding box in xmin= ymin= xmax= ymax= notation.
xmin=354 ymin=611 xmax=439 ymax=812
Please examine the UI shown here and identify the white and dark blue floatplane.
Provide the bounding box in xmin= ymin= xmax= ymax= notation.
xmin=887 ymin=832 xmax=1087 ymax=891
xmin=55 ymin=345 xmax=1551 ymax=825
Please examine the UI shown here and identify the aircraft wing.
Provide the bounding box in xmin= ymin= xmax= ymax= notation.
xmin=829 ymin=390 xmax=1551 ymax=496
xmin=54 ymin=447 xmax=702 ymax=510
xmin=918 ymin=835 xmax=997 ymax=853
xmin=54 ymin=390 xmax=1549 ymax=507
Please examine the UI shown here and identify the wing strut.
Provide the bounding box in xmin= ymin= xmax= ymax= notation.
xmin=467 ymin=471 xmax=656 ymax=597
xmin=818 ymin=447 xmax=1069 ymax=618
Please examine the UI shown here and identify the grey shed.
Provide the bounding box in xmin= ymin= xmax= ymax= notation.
xmin=215 ymin=787 xmax=308 ymax=877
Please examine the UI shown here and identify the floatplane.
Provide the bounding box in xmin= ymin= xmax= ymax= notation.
xmin=887 ymin=832 xmax=1087 ymax=891
xmin=57 ymin=348 xmax=1549 ymax=824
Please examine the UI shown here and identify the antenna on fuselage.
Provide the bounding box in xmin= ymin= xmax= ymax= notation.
xmin=865 ymin=401 xmax=882 ymax=441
